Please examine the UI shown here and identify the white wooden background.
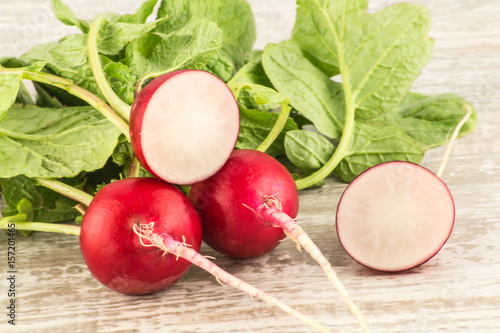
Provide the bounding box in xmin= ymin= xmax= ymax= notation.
xmin=1 ymin=0 xmax=499 ymax=332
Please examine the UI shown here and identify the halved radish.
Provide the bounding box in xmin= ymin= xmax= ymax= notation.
xmin=130 ymin=70 xmax=240 ymax=185
xmin=336 ymin=161 xmax=455 ymax=272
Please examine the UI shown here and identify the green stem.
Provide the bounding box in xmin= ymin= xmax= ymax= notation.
xmin=128 ymin=155 xmax=141 ymax=178
xmin=256 ymin=101 xmax=291 ymax=153
xmin=88 ymin=14 xmax=132 ymax=121
xmin=135 ymin=66 xmax=176 ymax=96
xmin=34 ymin=178 xmax=93 ymax=207
xmin=177 ymin=184 xmax=192 ymax=196
xmin=295 ymin=27 xmax=356 ymax=190
xmin=295 ymin=106 xmax=354 ymax=190
xmin=135 ymin=74 xmax=151 ymax=96
xmin=0 ymin=219 xmax=80 ymax=236
xmin=0 ymin=67 xmax=130 ymax=141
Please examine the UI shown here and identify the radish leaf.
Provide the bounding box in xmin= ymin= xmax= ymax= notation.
xmin=264 ymin=0 xmax=435 ymax=188
xmin=237 ymin=108 xmax=297 ymax=157
xmin=1 ymin=175 xmax=79 ymax=224
xmin=230 ymin=82 xmax=297 ymax=156
xmin=21 ymin=10 xmax=166 ymax=99
xmin=33 ymin=83 xmax=63 ymax=108
xmin=291 ymin=0 xmax=434 ymax=119
xmin=97 ymin=18 xmax=167 ymax=56
xmin=262 ymin=41 xmax=345 ymax=139
xmin=0 ymin=105 xmax=122 ymax=178
xmin=157 ymin=0 xmax=256 ymax=70
xmin=292 ymin=0 xmax=434 ymax=119
xmin=229 ymin=52 xmax=273 ymax=88
xmin=284 ymin=130 xmax=336 ymax=175
xmin=127 ymin=19 xmax=223 ymax=82
xmin=117 ymin=0 xmax=159 ymax=24
xmin=50 ymin=0 xmax=90 ymax=33
xmin=336 ymin=122 xmax=424 ymax=182
xmin=284 ymin=123 xmax=423 ymax=183
xmin=102 ymin=62 xmax=138 ymax=105
xmin=381 ymin=92 xmax=477 ymax=149
xmin=0 ymin=74 xmax=23 ymax=120
xmin=50 ymin=0 xmax=159 ymax=31
xmin=22 ymin=37 xmax=102 ymax=99
xmin=0 ymin=61 xmax=46 ymax=120
xmin=231 ymin=83 xmax=287 ymax=111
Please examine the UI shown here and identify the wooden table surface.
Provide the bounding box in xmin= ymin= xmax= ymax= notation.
xmin=1 ymin=0 xmax=499 ymax=332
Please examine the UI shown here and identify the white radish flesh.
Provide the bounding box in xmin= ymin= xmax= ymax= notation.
xmin=130 ymin=70 xmax=240 ymax=185
xmin=336 ymin=161 xmax=455 ymax=272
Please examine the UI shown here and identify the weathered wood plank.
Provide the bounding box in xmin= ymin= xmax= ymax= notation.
xmin=1 ymin=0 xmax=499 ymax=332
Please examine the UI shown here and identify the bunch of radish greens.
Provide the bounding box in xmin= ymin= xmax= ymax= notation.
xmin=0 ymin=0 xmax=476 ymax=332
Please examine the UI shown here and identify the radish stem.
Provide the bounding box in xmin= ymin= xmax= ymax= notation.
xmin=87 ymin=14 xmax=132 ymax=121
xmin=256 ymin=100 xmax=291 ymax=153
xmin=74 ymin=203 xmax=87 ymax=215
xmin=133 ymin=222 xmax=332 ymax=333
xmin=0 ymin=67 xmax=130 ymax=140
xmin=257 ymin=200 xmax=369 ymax=333
xmin=294 ymin=21 xmax=358 ymax=190
xmin=294 ymin=87 xmax=355 ymax=190
xmin=128 ymin=155 xmax=141 ymax=178
xmin=435 ymin=104 xmax=473 ymax=178
xmin=0 ymin=219 xmax=80 ymax=236
xmin=34 ymin=178 xmax=93 ymax=206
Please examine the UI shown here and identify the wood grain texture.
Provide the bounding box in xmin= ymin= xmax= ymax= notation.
xmin=1 ymin=0 xmax=499 ymax=332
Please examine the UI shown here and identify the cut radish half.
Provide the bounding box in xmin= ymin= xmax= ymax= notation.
xmin=336 ymin=161 xmax=455 ymax=272
xmin=130 ymin=70 xmax=240 ymax=185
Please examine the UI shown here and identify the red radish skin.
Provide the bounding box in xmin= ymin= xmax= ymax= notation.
xmin=80 ymin=177 xmax=202 ymax=295
xmin=129 ymin=69 xmax=240 ymax=185
xmin=80 ymin=177 xmax=330 ymax=332
xmin=189 ymin=149 xmax=298 ymax=258
xmin=189 ymin=149 xmax=369 ymax=332
xmin=336 ymin=161 xmax=455 ymax=272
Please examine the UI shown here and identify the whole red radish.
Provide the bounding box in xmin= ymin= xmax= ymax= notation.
xmin=336 ymin=161 xmax=455 ymax=272
xmin=189 ymin=149 xmax=299 ymax=258
xmin=80 ymin=177 xmax=202 ymax=295
xmin=189 ymin=149 xmax=368 ymax=332
xmin=129 ymin=70 xmax=240 ymax=185
xmin=80 ymin=177 xmax=330 ymax=332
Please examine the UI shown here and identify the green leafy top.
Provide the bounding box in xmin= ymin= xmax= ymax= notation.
xmin=0 ymin=0 xmax=260 ymax=228
xmin=259 ymin=0 xmax=474 ymax=187
xmin=0 ymin=0 xmax=477 ymax=230
xmin=291 ymin=0 xmax=434 ymax=121
xmin=0 ymin=62 xmax=45 ymax=121
xmin=157 ymin=0 xmax=256 ymax=70
xmin=0 ymin=104 xmax=122 ymax=178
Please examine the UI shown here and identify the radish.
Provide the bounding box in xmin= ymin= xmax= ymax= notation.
xmin=335 ymin=106 xmax=472 ymax=273
xmin=189 ymin=149 xmax=298 ymax=259
xmin=80 ymin=177 xmax=330 ymax=332
xmin=129 ymin=70 xmax=240 ymax=185
xmin=335 ymin=161 xmax=455 ymax=272
xmin=189 ymin=149 xmax=369 ymax=332
xmin=80 ymin=177 xmax=202 ymax=295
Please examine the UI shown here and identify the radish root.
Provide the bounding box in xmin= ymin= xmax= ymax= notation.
xmin=436 ymin=104 xmax=474 ymax=178
xmin=133 ymin=223 xmax=332 ymax=333
xmin=258 ymin=201 xmax=369 ymax=333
